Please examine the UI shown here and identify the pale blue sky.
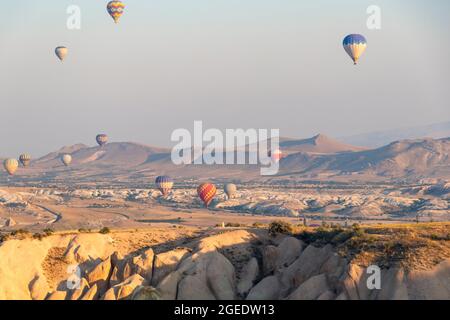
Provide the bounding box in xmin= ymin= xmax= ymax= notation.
xmin=1 ymin=0 xmax=449 ymax=156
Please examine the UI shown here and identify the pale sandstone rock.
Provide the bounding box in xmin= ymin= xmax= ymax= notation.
xmin=280 ymin=244 xmax=333 ymax=296
xmin=131 ymin=248 xmax=154 ymax=282
xmin=206 ymin=251 xmax=236 ymax=300
xmin=277 ymin=237 xmax=304 ymax=268
xmin=262 ymin=245 xmax=279 ymax=276
xmin=103 ymin=274 xmax=146 ymax=300
xmin=152 ymin=248 xmax=190 ymax=286
xmin=156 ymin=254 xmax=197 ymax=300
xmin=86 ymin=256 xmax=112 ymax=296
xmin=131 ymin=286 xmax=161 ymax=300
xmin=29 ymin=274 xmax=50 ymax=300
xmin=341 ymin=264 xmax=364 ymax=300
xmin=317 ymin=290 xmax=336 ymax=300
xmin=63 ymin=234 xmax=114 ymax=267
xmin=46 ymin=290 xmax=67 ymax=300
xmin=237 ymin=257 xmax=260 ymax=297
xmin=172 ymin=249 xmax=235 ymax=300
xmin=178 ymin=274 xmax=216 ymax=300
xmin=406 ymin=259 xmax=450 ymax=300
xmin=335 ymin=291 xmax=349 ymax=300
xmin=246 ymin=275 xmax=281 ymax=300
xmin=340 ymin=263 xmax=377 ymax=300
xmin=288 ymin=274 xmax=330 ymax=300
xmin=68 ymin=277 xmax=90 ymax=300
xmin=373 ymin=267 xmax=408 ymax=300
xmin=80 ymin=284 xmax=98 ymax=300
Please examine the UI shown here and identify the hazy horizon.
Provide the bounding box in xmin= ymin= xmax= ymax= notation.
xmin=1 ymin=0 xmax=449 ymax=157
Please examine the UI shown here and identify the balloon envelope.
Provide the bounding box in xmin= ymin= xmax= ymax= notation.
xmin=197 ymin=183 xmax=217 ymax=208
xmin=19 ymin=154 xmax=32 ymax=167
xmin=107 ymin=1 xmax=125 ymax=23
xmin=155 ymin=176 xmax=174 ymax=196
xmin=224 ymin=183 xmax=237 ymax=199
xmin=55 ymin=46 xmax=68 ymax=61
xmin=268 ymin=149 xmax=283 ymax=162
xmin=96 ymin=134 xmax=108 ymax=147
xmin=343 ymin=34 xmax=367 ymax=65
xmin=4 ymin=159 xmax=19 ymax=175
xmin=61 ymin=154 xmax=72 ymax=166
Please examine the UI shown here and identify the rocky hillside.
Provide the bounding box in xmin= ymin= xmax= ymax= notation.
xmin=2 ymin=137 xmax=449 ymax=184
xmin=342 ymin=121 xmax=450 ymax=148
xmin=280 ymin=137 xmax=450 ymax=180
xmin=0 ymin=224 xmax=449 ymax=300
xmin=278 ymin=134 xmax=367 ymax=154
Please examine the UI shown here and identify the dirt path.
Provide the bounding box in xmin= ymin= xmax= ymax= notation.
xmin=30 ymin=203 xmax=62 ymax=224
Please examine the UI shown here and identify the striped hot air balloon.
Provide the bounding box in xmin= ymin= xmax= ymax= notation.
xmin=343 ymin=34 xmax=367 ymax=65
xmin=55 ymin=46 xmax=68 ymax=61
xmin=224 ymin=183 xmax=237 ymax=200
xmin=107 ymin=1 xmax=125 ymax=24
xmin=19 ymin=154 xmax=32 ymax=167
xmin=61 ymin=154 xmax=72 ymax=166
xmin=96 ymin=134 xmax=108 ymax=147
xmin=155 ymin=176 xmax=174 ymax=196
xmin=197 ymin=183 xmax=217 ymax=208
xmin=4 ymin=159 xmax=19 ymax=176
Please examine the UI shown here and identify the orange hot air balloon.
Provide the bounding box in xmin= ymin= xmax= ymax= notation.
xmin=197 ymin=183 xmax=217 ymax=208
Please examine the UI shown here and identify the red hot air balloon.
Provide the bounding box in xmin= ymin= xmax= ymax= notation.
xmin=268 ymin=149 xmax=283 ymax=162
xmin=197 ymin=183 xmax=217 ymax=208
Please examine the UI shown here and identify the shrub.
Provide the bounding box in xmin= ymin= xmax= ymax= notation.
xmin=33 ymin=233 xmax=44 ymax=240
xmin=252 ymin=222 xmax=265 ymax=228
xmin=225 ymin=222 xmax=244 ymax=228
xmin=0 ymin=233 xmax=9 ymax=243
xmin=43 ymin=228 xmax=54 ymax=236
xmin=99 ymin=227 xmax=111 ymax=234
xmin=268 ymin=220 xmax=294 ymax=236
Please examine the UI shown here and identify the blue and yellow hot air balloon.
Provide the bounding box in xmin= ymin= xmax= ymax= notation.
xmin=343 ymin=34 xmax=367 ymax=65
xmin=155 ymin=176 xmax=174 ymax=196
xmin=96 ymin=134 xmax=108 ymax=147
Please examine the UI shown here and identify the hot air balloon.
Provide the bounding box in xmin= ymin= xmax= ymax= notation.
xmin=197 ymin=183 xmax=217 ymax=208
xmin=19 ymin=154 xmax=32 ymax=167
xmin=96 ymin=134 xmax=108 ymax=147
xmin=55 ymin=46 xmax=68 ymax=62
xmin=61 ymin=154 xmax=72 ymax=166
xmin=155 ymin=176 xmax=174 ymax=196
xmin=224 ymin=183 xmax=237 ymax=200
xmin=343 ymin=34 xmax=367 ymax=65
xmin=107 ymin=1 xmax=125 ymax=24
xmin=4 ymin=159 xmax=19 ymax=176
xmin=268 ymin=149 xmax=283 ymax=162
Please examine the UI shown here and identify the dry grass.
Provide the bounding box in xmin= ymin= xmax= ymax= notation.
xmin=296 ymin=222 xmax=450 ymax=271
